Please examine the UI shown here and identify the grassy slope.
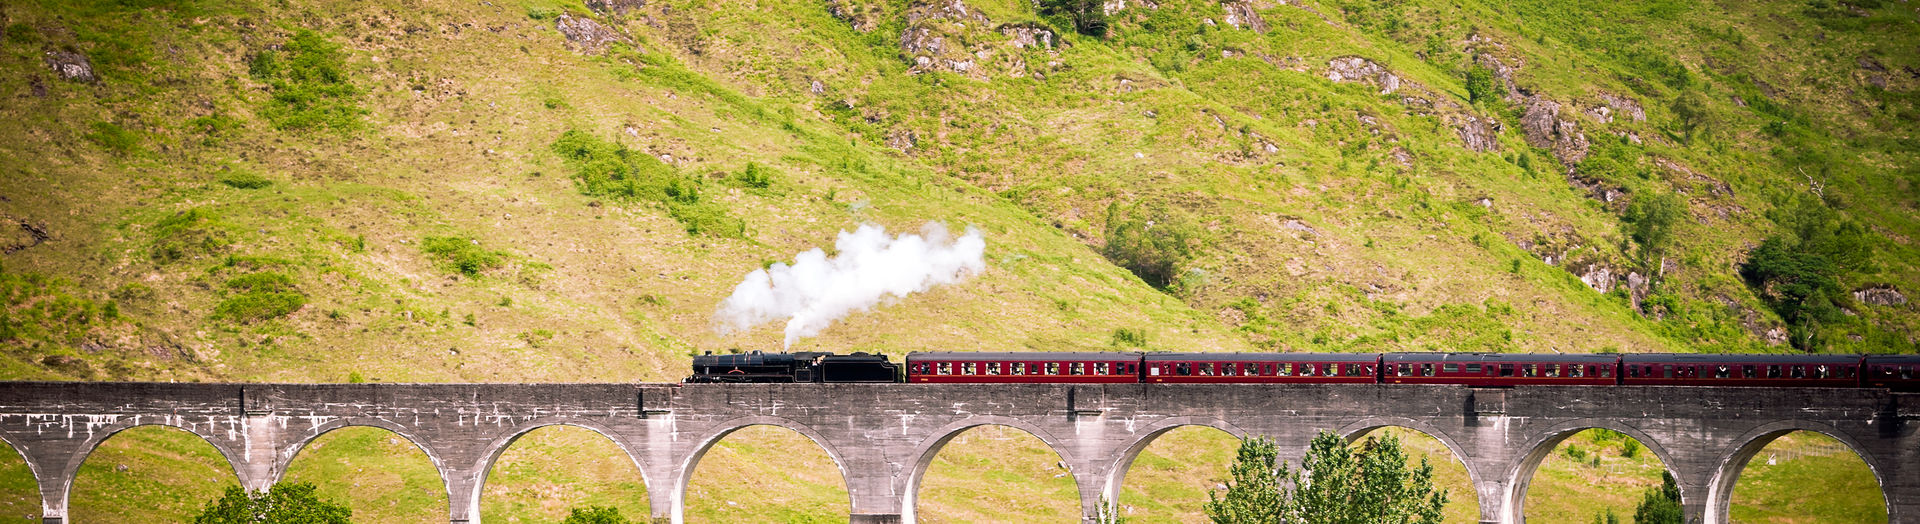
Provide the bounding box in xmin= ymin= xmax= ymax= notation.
xmin=0 ymin=0 xmax=1913 ymax=521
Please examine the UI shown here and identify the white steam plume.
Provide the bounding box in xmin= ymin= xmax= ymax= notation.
xmin=714 ymin=222 xmax=986 ymax=348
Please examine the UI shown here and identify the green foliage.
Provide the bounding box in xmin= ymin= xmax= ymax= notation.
xmin=1671 ymin=91 xmax=1715 ymax=143
xmin=1465 ymin=66 xmax=1497 ymax=105
xmin=0 ymin=269 xmax=111 ymax=345
xmin=550 ymin=129 xmax=745 ymax=237
xmin=420 ymin=236 xmax=505 ymax=277
xmin=83 ymin=122 xmax=141 ymax=155
xmin=192 ymin=482 xmax=350 ymax=524
xmin=1621 ymin=438 xmax=1641 ymax=459
xmin=184 ymin=113 xmax=243 ymax=145
xmin=1632 ymin=471 xmax=1683 ymax=524
xmin=250 ymin=29 xmax=365 ymax=132
xmin=1039 ymin=0 xmax=1108 ymax=37
xmin=1592 ymin=509 xmax=1621 ymax=524
xmin=217 ymin=171 xmax=273 ymax=190
xmin=1111 ymin=327 xmax=1148 ymax=348
xmin=1205 ymin=436 xmax=1287 ymax=524
xmin=215 ymin=272 xmax=307 ymax=323
xmin=1624 ymin=191 xmax=1684 ymax=266
xmin=1739 ymin=196 xmax=1874 ymax=349
xmin=561 ymin=505 xmax=633 ymax=524
xmin=1103 ymin=202 xmax=1200 ymax=293
xmin=150 ymin=208 xmax=230 ymax=264
xmin=730 ymin=162 xmax=775 ymax=190
xmin=1207 ymin=432 xmax=1446 ymax=524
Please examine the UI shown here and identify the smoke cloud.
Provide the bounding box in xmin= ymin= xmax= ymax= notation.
xmin=713 ymin=222 xmax=986 ymax=348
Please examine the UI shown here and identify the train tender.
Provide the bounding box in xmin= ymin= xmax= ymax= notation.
xmin=685 ymin=350 xmax=900 ymax=383
xmin=687 ymin=350 xmax=1920 ymax=390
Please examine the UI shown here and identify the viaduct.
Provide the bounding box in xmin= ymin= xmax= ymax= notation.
xmin=0 ymin=382 xmax=1913 ymax=523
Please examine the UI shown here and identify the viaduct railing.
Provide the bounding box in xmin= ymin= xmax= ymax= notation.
xmin=0 ymin=382 xmax=1913 ymax=523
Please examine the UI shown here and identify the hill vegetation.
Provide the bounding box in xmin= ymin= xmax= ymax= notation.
xmin=0 ymin=0 xmax=1912 ymax=521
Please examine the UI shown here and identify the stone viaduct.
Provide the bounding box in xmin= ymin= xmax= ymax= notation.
xmin=0 ymin=382 xmax=1913 ymax=524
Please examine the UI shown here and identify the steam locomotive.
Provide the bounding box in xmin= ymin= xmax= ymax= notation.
xmin=685 ymin=350 xmax=1920 ymax=390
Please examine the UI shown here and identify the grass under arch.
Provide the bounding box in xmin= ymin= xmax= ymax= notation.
xmin=683 ymin=425 xmax=849 ymax=523
xmin=69 ymin=426 xmax=239 ymax=524
xmin=481 ymin=425 xmax=650 ymax=523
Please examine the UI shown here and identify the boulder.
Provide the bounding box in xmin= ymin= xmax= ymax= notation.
xmin=44 ymin=49 xmax=96 ymax=83
xmin=1579 ymin=264 xmax=1615 ymax=293
xmin=999 ymin=22 xmax=1061 ymax=50
xmin=1220 ymin=1 xmax=1268 ymax=33
xmin=1453 ymin=114 xmax=1501 ymax=152
xmin=1325 ymin=56 xmax=1400 ymax=94
xmin=1520 ymin=97 xmax=1588 ymax=168
xmin=1855 ymin=286 xmax=1907 ymax=306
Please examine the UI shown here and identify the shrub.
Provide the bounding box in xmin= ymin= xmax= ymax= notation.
xmin=562 ymin=506 xmax=632 ymax=524
xmin=1039 ymin=0 xmax=1107 ymax=37
xmin=250 ymin=29 xmax=365 ymax=131
xmin=1740 ymin=196 xmax=1873 ymax=349
xmin=1621 ymin=438 xmax=1641 ymax=459
xmin=193 ymin=483 xmax=349 ymax=524
xmin=150 ymin=209 xmax=229 ymax=264
xmin=1624 ymin=191 xmax=1684 ymax=265
xmin=1465 ymin=65 xmax=1497 ymax=105
xmin=420 ymin=236 xmax=505 ymax=277
xmin=731 ymin=162 xmax=775 ymax=190
xmin=550 ymin=130 xmax=746 ymax=237
xmin=83 ymin=122 xmax=141 ymax=155
xmin=215 ymin=272 xmax=306 ymax=323
xmin=1111 ymin=328 xmax=1148 ymax=348
xmin=1103 ymin=202 xmax=1200 ymax=293
xmin=218 ymin=171 xmax=273 ymax=189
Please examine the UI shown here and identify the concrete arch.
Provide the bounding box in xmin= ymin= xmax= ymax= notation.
xmin=1099 ymin=417 xmax=1249 ymax=514
xmin=902 ymin=415 xmax=1080 ymax=524
xmin=1339 ymin=417 xmax=1484 ymax=522
xmin=1704 ymin=420 xmax=1889 ymax=524
xmin=671 ymin=415 xmax=850 ymax=524
xmin=1501 ymin=419 xmax=1679 ymax=524
xmin=275 ymin=417 xmax=452 ymax=524
xmin=56 ymin=419 xmax=247 ymax=511
xmin=470 ymin=420 xmax=651 ymax=524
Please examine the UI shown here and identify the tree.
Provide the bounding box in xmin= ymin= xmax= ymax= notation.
xmin=1465 ymin=66 xmax=1497 ymax=105
xmin=1624 ymin=191 xmax=1685 ymax=266
xmin=1632 ymin=471 xmax=1683 ymax=524
xmin=1102 ymin=202 xmax=1201 ymax=293
xmin=1038 ymin=0 xmax=1109 ymax=37
xmin=562 ymin=505 xmax=634 ymax=524
xmin=1740 ymin=194 xmax=1874 ymax=349
xmin=1206 ymin=431 xmax=1447 ymax=524
xmin=192 ymin=483 xmax=350 ymax=524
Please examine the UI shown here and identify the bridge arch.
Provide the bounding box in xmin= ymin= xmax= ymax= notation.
xmin=471 ymin=420 xmax=650 ymax=524
xmin=672 ymin=415 xmax=850 ymax=524
xmin=1502 ymin=419 xmax=1679 ymax=524
xmin=1099 ymin=416 xmax=1248 ymax=514
xmin=1704 ymin=419 xmax=1888 ymax=524
xmin=1339 ymin=417 xmax=1484 ymax=522
xmin=903 ymin=415 xmax=1080 ymax=524
xmin=57 ymin=418 xmax=247 ymax=510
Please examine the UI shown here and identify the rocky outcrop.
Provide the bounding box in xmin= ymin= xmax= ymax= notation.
xmin=1578 ymin=264 xmax=1615 ymax=293
xmin=1103 ymin=0 xmax=1159 ymax=16
xmin=1520 ymin=97 xmax=1589 ymax=168
xmin=1453 ymin=114 xmax=1501 ymax=152
xmin=1 ymin=215 xmax=51 ymax=254
xmin=1000 ymin=22 xmax=1061 ymax=50
xmin=886 ymin=128 xmax=918 ymax=153
xmin=1326 ymin=56 xmax=1401 ymax=94
xmin=826 ymin=0 xmax=879 ymax=32
xmin=44 ymin=49 xmax=96 ymax=83
xmin=1220 ymin=1 xmax=1267 ymax=33
xmin=898 ymin=0 xmax=1065 ymax=79
xmin=1855 ymin=286 xmax=1908 ymax=306
xmin=555 ymin=14 xmax=626 ymax=54
xmin=1590 ymin=92 xmax=1646 ymax=123
xmin=585 ymin=0 xmax=645 ymax=15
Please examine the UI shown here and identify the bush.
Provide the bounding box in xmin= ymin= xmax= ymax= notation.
xmin=550 ymin=130 xmax=745 ymax=237
xmin=1111 ymin=328 xmax=1148 ymax=348
xmin=1624 ymin=191 xmax=1684 ymax=265
xmin=562 ymin=506 xmax=632 ymax=524
xmin=250 ymin=29 xmax=365 ymax=131
xmin=1633 ymin=472 xmax=1683 ymax=524
xmin=218 ymin=171 xmax=273 ymax=189
xmin=193 ymin=483 xmax=349 ymax=524
xmin=420 ymin=236 xmax=505 ymax=277
xmin=1740 ymin=195 xmax=1873 ymax=349
xmin=1039 ymin=0 xmax=1108 ymax=37
xmin=150 ymin=209 xmax=230 ymax=264
xmin=731 ymin=162 xmax=775 ymax=190
xmin=1465 ymin=65 xmax=1497 ymax=105
xmin=1102 ymin=202 xmax=1200 ymax=293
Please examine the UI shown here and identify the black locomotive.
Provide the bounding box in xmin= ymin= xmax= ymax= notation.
xmin=685 ymin=350 xmax=901 ymax=383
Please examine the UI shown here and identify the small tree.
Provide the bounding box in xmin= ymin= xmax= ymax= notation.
xmin=1039 ymin=0 xmax=1109 ymax=37
xmin=1206 ymin=431 xmax=1446 ymax=524
xmin=1632 ymin=471 xmax=1684 ymax=524
xmin=1624 ymin=191 xmax=1684 ymax=267
xmin=1465 ymin=66 xmax=1497 ymax=105
xmin=562 ymin=505 xmax=633 ymax=524
xmin=192 ymin=483 xmax=350 ymax=524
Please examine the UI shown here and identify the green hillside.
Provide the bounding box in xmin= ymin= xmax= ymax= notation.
xmin=0 ymin=0 xmax=1912 ymax=521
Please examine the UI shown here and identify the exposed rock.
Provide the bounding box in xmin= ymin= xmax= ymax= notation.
xmin=1000 ymin=22 xmax=1061 ymax=50
xmin=1764 ymin=326 xmax=1788 ymax=347
xmin=1855 ymin=286 xmax=1907 ymax=306
xmin=1280 ymin=218 xmax=1317 ymax=236
xmin=886 ymin=128 xmax=918 ymax=152
xmin=1566 ymin=173 xmax=1625 ymax=207
xmin=28 ymin=75 xmax=46 ymax=97
xmin=1391 ymin=148 xmax=1412 ymax=167
xmin=554 ymin=14 xmax=626 ymax=54
xmin=1220 ymin=1 xmax=1268 ymax=33
xmin=1325 ymin=56 xmax=1400 ymax=94
xmin=585 ymin=0 xmax=645 ymax=15
xmin=0 ymin=215 xmax=51 ymax=254
xmin=1578 ymin=264 xmax=1615 ymax=293
xmin=44 ymin=49 xmax=96 ymax=83
xmin=809 ymin=78 xmax=826 ymax=95
xmin=826 ymin=0 xmax=878 ymax=32
xmin=1625 ymin=271 xmax=1650 ymax=311
xmin=1594 ymin=92 xmax=1646 ymax=122
xmin=1520 ymin=97 xmax=1588 ymax=168
xmin=1453 ymin=114 xmax=1501 ymax=152
xmin=1103 ymin=0 xmax=1159 ymax=16
xmin=901 ymin=26 xmax=944 ymax=59
xmin=1468 ymin=43 xmax=1525 ymax=103
xmin=1857 ymin=56 xmax=1887 ymax=72
xmin=905 ymin=0 xmax=985 ymax=25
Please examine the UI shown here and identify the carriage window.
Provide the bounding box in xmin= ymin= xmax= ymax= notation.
xmin=1045 ymin=363 xmax=1060 ymax=375
xmin=1902 ymin=366 xmax=1913 ymax=379
xmin=962 ymin=363 xmax=976 ymax=375
xmin=1570 ymin=365 xmax=1584 ymax=378
xmin=1013 ymin=362 xmax=1026 ymax=375
xmin=1443 ymin=363 xmax=1459 ymax=373
xmin=1420 ymin=363 xmax=1434 ymax=377
xmin=938 ymin=363 xmax=952 ymax=375
xmin=1071 ymin=363 xmax=1085 ymax=375
xmin=987 ymin=362 xmax=1000 ymax=375
xmin=1523 ymin=364 xmax=1536 ymax=377
xmin=1545 ymin=365 xmax=1559 ymax=377
xmin=1223 ymin=363 xmax=1237 ymax=375
xmin=1177 ymin=363 xmax=1192 ymax=376
xmin=1096 ymin=363 xmax=1109 ymax=375
xmin=1325 ymin=364 xmax=1339 ymax=377
xmin=1500 ymin=364 xmax=1515 ymax=377
xmin=1715 ymin=365 xmax=1730 ymax=379
xmin=1278 ymin=364 xmax=1292 ymax=376
xmin=1466 ymin=363 xmax=1483 ymax=374
xmin=1767 ymin=365 xmax=1781 ymax=378
xmin=1743 ymin=365 xmax=1755 ymax=378
xmin=1661 ymin=365 xmax=1673 ymax=378
xmin=1791 ymin=366 xmax=1805 ymax=379
xmin=1815 ymin=365 xmax=1829 ymax=379
xmin=1347 ymin=364 xmax=1362 ymax=377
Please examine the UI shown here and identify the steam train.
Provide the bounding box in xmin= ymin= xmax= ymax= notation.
xmin=685 ymin=350 xmax=1920 ymax=390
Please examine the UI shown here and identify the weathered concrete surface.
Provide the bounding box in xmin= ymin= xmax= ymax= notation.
xmin=0 ymin=382 xmax=1911 ymax=524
